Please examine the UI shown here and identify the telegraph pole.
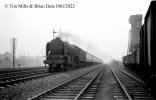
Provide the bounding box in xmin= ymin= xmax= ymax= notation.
xmin=53 ymin=28 xmax=57 ymax=39
xmin=53 ymin=28 xmax=59 ymax=39
xmin=11 ymin=37 xmax=17 ymax=68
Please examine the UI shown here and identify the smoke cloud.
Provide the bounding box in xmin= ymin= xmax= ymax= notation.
xmin=57 ymin=32 xmax=111 ymax=63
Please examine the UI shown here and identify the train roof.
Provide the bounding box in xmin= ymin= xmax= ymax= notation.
xmin=144 ymin=1 xmax=156 ymax=20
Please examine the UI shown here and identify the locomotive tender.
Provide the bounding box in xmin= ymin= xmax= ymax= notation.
xmin=44 ymin=37 xmax=103 ymax=72
xmin=122 ymin=1 xmax=156 ymax=94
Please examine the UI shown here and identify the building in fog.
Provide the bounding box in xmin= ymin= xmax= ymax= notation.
xmin=0 ymin=52 xmax=12 ymax=68
xmin=0 ymin=52 xmax=12 ymax=60
xmin=0 ymin=52 xmax=44 ymax=68
xmin=128 ymin=14 xmax=142 ymax=54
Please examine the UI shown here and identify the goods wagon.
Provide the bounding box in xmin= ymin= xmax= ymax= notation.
xmin=140 ymin=1 xmax=156 ymax=94
xmin=122 ymin=1 xmax=156 ymax=95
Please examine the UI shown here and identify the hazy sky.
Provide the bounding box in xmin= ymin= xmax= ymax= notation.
xmin=0 ymin=0 xmax=151 ymax=62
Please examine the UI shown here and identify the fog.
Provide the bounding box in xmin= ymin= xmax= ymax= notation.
xmin=0 ymin=0 xmax=151 ymax=63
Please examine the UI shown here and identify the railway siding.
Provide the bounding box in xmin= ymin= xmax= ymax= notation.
xmin=0 ymin=64 xmax=102 ymax=100
xmin=109 ymin=65 xmax=153 ymax=100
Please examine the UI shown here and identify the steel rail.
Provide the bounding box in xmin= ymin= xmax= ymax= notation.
xmin=109 ymin=66 xmax=132 ymax=100
xmin=28 ymin=68 xmax=100 ymax=100
xmin=0 ymin=68 xmax=47 ymax=77
xmin=74 ymin=68 xmax=102 ymax=100
xmin=0 ymin=73 xmax=52 ymax=86
xmin=115 ymin=67 xmax=145 ymax=85
xmin=0 ymin=70 xmax=48 ymax=81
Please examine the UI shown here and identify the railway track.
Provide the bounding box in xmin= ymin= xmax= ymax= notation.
xmin=28 ymin=67 xmax=104 ymax=100
xmin=0 ymin=68 xmax=48 ymax=77
xmin=0 ymin=68 xmax=51 ymax=88
xmin=109 ymin=65 xmax=152 ymax=100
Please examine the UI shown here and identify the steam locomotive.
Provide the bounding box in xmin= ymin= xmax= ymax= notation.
xmin=44 ymin=37 xmax=103 ymax=72
xmin=122 ymin=1 xmax=156 ymax=94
